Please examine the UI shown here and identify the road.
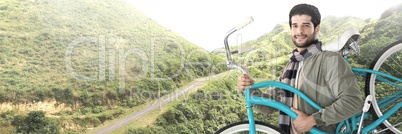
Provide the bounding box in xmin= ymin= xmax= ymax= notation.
xmin=91 ymin=77 xmax=210 ymax=134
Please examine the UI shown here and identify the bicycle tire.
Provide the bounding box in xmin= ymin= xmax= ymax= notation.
xmin=364 ymin=39 xmax=402 ymax=133
xmin=215 ymin=121 xmax=285 ymax=134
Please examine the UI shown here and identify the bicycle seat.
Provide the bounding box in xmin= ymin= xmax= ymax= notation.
xmin=322 ymin=28 xmax=361 ymax=56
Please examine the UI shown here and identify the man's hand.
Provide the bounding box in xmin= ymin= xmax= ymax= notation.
xmin=291 ymin=107 xmax=317 ymax=133
xmin=237 ymin=74 xmax=254 ymax=92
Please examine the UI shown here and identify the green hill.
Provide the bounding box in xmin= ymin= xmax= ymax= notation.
xmin=0 ymin=0 xmax=226 ymax=133
xmin=356 ymin=3 xmax=402 ymax=66
xmin=126 ymin=4 xmax=402 ymax=134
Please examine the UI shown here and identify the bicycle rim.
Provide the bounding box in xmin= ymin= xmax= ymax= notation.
xmin=215 ymin=121 xmax=284 ymax=134
xmin=365 ymin=40 xmax=402 ymax=133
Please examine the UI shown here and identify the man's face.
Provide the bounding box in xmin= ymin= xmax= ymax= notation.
xmin=290 ymin=14 xmax=319 ymax=49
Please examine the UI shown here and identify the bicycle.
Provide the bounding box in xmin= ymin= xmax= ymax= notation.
xmin=215 ymin=17 xmax=402 ymax=134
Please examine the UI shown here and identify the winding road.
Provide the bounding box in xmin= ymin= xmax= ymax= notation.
xmin=91 ymin=77 xmax=211 ymax=134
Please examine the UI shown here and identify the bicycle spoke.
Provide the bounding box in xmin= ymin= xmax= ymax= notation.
xmin=383 ymin=63 xmax=402 ymax=79
xmin=388 ymin=54 xmax=402 ymax=68
xmin=382 ymin=97 xmax=402 ymax=130
xmin=375 ymin=121 xmax=402 ymax=134
xmin=394 ymin=121 xmax=402 ymax=129
xmin=396 ymin=50 xmax=401 ymax=66
xmin=378 ymin=89 xmax=401 ymax=109
xmin=384 ymin=58 xmax=402 ymax=78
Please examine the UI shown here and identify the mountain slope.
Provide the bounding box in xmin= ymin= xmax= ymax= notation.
xmin=356 ymin=3 xmax=402 ymax=67
xmin=0 ymin=0 xmax=227 ymax=103
xmin=0 ymin=0 xmax=226 ymax=133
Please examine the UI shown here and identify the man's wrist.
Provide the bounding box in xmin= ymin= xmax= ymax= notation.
xmin=308 ymin=115 xmax=317 ymax=126
xmin=312 ymin=112 xmax=324 ymax=126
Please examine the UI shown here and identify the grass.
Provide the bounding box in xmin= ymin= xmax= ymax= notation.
xmin=0 ymin=99 xmax=69 ymax=115
xmin=83 ymin=100 xmax=157 ymax=133
xmin=85 ymin=77 xmax=210 ymax=134
xmin=89 ymin=69 xmax=241 ymax=133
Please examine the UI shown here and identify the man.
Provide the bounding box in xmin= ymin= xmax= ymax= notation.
xmin=237 ymin=3 xmax=363 ymax=133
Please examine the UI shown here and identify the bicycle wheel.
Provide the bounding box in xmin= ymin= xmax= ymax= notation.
xmin=215 ymin=121 xmax=284 ymax=134
xmin=365 ymin=40 xmax=402 ymax=133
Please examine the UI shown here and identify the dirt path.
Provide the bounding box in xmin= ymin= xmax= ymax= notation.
xmin=90 ymin=76 xmax=213 ymax=134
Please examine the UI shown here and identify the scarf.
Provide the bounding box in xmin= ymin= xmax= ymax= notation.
xmin=278 ymin=40 xmax=322 ymax=133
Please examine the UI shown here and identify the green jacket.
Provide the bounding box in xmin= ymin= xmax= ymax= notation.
xmin=254 ymin=51 xmax=364 ymax=133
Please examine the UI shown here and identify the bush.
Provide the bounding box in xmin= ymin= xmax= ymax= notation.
xmin=92 ymin=106 xmax=104 ymax=114
xmin=11 ymin=111 xmax=60 ymax=134
xmin=1 ymin=110 xmax=16 ymax=123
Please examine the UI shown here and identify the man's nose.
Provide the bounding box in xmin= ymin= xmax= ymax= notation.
xmin=296 ymin=27 xmax=304 ymax=34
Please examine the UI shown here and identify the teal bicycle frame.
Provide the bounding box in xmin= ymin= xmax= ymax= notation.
xmin=223 ymin=17 xmax=401 ymax=134
xmin=243 ymin=67 xmax=402 ymax=134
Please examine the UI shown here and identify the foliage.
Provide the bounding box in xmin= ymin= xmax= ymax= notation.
xmin=0 ymin=110 xmax=16 ymax=132
xmin=0 ymin=0 xmax=226 ymax=105
xmin=11 ymin=111 xmax=60 ymax=134
xmin=0 ymin=0 xmax=227 ymax=132
xmin=356 ymin=4 xmax=402 ymax=68
xmin=127 ymin=74 xmax=279 ymax=133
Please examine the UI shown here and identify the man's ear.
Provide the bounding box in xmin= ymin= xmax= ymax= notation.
xmin=315 ymin=25 xmax=321 ymax=33
xmin=315 ymin=25 xmax=321 ymax=38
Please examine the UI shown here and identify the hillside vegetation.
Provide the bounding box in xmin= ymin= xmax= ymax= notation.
xmin=126 ymin=3 xmax=402 ymax=134
xmin=0 ymin=0 xmax=226 ymax=133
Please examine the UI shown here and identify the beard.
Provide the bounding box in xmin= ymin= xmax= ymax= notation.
xmin=292 ymin=31 xmax=317 ymax=49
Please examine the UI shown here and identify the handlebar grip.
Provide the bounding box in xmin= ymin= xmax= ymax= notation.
xmin=235 ymin=16 xmax=254 ymax=31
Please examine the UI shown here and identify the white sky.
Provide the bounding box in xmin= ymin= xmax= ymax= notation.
xmin=128 ymin=0 xmax=402 ymax=51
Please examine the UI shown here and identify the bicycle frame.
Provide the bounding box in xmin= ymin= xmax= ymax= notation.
xmin=222 ymin=17 xmax=401 ymax=134
xmin=245 ymin=82 xmax=328 ymax=134
xmin=244 ymin=68 xmax=402 ymax=133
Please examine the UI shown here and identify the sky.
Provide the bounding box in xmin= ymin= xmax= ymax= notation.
xmin=128 ymin=0 xmax=402 ymax=51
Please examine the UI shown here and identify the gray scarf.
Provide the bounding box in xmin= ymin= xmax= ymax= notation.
xmin=278 ymin=40 xmax=322 ymax=133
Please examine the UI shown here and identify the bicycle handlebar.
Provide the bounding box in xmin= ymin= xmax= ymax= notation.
xmin=224 ymin=16 xmax=254 ymax=74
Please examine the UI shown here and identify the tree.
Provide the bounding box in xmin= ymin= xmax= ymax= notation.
xmin=12 ymin=111 xmax=60 ymax=134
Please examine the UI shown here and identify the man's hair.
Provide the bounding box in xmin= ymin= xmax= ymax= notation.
xmin=289 ymin=3 xmax=321 ymax=28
